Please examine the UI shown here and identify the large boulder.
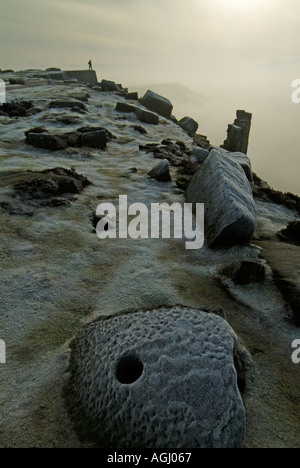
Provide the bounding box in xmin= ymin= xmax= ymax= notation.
xmin=179 ymin=116 xmax=199 ymax=136
xmin=186 ymin=149 xmax=257 ymax=247
xmin=64 ymin=305 xmax=246 ymax=448
xmin=214 ymin=147 xmax=253 ymax=182
xmin=140 ymin=90 xmax=173 ymax=118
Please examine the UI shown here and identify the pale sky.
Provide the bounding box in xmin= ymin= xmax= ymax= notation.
xmin=1 ymin=0 xmax=300 ymax=194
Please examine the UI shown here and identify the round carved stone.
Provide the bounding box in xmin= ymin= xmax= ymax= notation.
xmin=64 ymin=305 xmax=246 ymax=448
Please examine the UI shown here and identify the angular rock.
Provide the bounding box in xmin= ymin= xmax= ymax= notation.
xmin=67 ymin=132 xmax=82 ymax=147
xmin=277 ymin=221 xmax=300 ymax=246
xmin=77 ymin=126 xmax=115 ymax=141
xmin=48 ymin=100 xmax=87 ymax=111
xmin=63 ymin=70 xmax=98 ymax=85
xmin=190 ymin=147 xmax=209 ymax=163
xmin=131 ymin=125 xmax=147 ymax=135
xmin=179 ymin=116 xmax=199 ymax=136
xmin=134 ymin=107 xmax=159 ymax=125
xmin=148 ymin=159 xmax=171 ymax=182
xmin=221 ymin=261 xmax=266 ymax=285
xmin=64 ymin=305 xmax=246 ymax=448
xmin=194 ymin=133 xmax=210 ymax=149
xmin=186 ymin=149 xmax=257 ymax=247
xmin=222 ymin=110 xmax=252 ymax=154
xmin=115 ymin=102 xmax=136 ymax=113
xmin=126 ymin=92 xmax=139 ymax=101
xmin=25 ymin=132 xmax=67 ymax=151
xmin=100 ymin=79 xmax=120 ymax=92
xmin=215 ymin=147 xmax=253 ymax=182
xmin=82 ymin=130 xmax=107 ymax=149
xmin=140 ymin=90 xmax=173 ymax=118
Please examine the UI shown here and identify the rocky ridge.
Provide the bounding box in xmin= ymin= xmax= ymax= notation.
xmin=0 ymin=68 xmax=299 ymax=448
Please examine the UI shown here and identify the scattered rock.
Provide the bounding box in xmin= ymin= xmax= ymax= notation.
xmin=194 ymin=134 xmax=210 ymax=149
xmin=179 ymin=116 xmax=199 ymax=137
xmin=140 ymin=89 xmax=173 ymax=118
xmin=56 ymin=115 xmax=82 ymax=125
xmin=82 ymin=130 xmax=107 ymax=149
xmin=222 ymin=110 xmax=252 ymax=154
xmin=64 ymin=305 xmax=246 ymax=448
xmin=12 ymin=167 xmax=91 ymax=211
xmin=190 ymin=147 xmax=209 ymax=163
xmin=99 ymin=79 xmax=120 ymax=92
xmin=9 ymin=77 xmax=25 ymax=85
xmin=66 ymin=132 xmax=82 ymax=147
xmin=115 ymin=102 xmax=136 ymax=113
xmin=186 ymin=149 xmax=257 ymax=248
xmin=77 ymin=126 xmax=115 ymax=141
xmin=131 ymin=125 xmax=147 ymax=135
xmin=15 ymin=177 xmax=61 ymax=198
xmin=134 ymin=107 xmax=159 ymax=125
xmin=126 ymin=92 xmax=139 ymax=101
xmin=221 ymin=261 xmax=266 ymax=285
xmin=69 ymin=93 xmax=89 ymax=103
xmin=277 ymin=221 xmax=300 ymax=246
xmin=0 ymin=201 xmax=35 ymax=216
xmin=24 ymin=126 xmax=48 ymax=136
xmin=0 ymin=100 xmax=33 ymax=117
xmin=148 ymin=159 xmax=171 ymax=182
xmin=25 ymin=132 xmax=67 ymax=151
xmin=48 ymin=100 xmax=87 ymax=112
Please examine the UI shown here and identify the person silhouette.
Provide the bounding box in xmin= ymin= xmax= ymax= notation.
xmin=88 ymin=60 xmax=92 ymax=70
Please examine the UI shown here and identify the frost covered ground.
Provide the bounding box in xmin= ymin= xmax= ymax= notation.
xmin=0 ymin=73 xmax=299 ymax=448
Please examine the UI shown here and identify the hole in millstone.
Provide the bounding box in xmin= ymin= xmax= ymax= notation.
xmin=115 ymin=354 xmax=144 ymax=384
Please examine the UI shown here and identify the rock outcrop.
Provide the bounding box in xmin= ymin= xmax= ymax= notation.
xmin=222 ymin=110 xmax=252 ymax=154
xmin=62 ymin=70 xmax=98 ymax=85
xmin=186 ymin=149 xmax=257 ymax=247
xmin=64 ymin=306 xmax=246 ymax=448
